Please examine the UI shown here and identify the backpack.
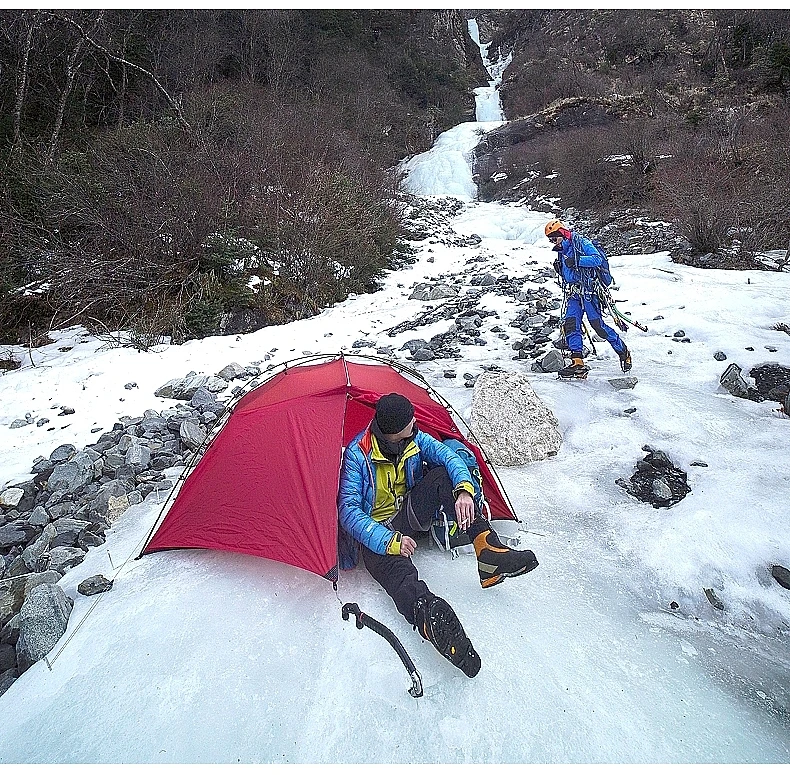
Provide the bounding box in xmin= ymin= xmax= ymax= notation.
xmin=591 ymin=238 xmax=614 ymax=287
xmin=441 ymin=439 xmax=485 ymax=512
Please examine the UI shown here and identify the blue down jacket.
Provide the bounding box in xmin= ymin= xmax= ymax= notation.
xmin=557 ymin=232 xmax=606 ymax=296
xmin=338 ymin=426 xmax=473 ymax=563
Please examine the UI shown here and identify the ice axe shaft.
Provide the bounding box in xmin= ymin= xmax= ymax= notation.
xmin=342 ymin=602 xmax=423 ymax=698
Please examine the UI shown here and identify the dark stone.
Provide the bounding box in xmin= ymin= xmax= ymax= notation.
xmin=77 ymin=575 xmax=113 ymax=596
xmin=771 ymin=565 xmax=790 ymax=590
xmin=617 ymin=448 xmax=691 ymax=508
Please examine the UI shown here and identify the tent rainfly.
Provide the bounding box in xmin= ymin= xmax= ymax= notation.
xmin=142 ymin=355 xmax=516 ymax=582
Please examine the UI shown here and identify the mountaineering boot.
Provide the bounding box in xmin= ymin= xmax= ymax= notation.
xmin=414 ymin=594 xmax=481 ymax=678
xmin=619 ymin=347 xmax=633 ymax=373
xmin=473 ymin=530 xmax=539 ymax=589
xmin=430 ymin=510 xmax=473 ymax=553
xmin=558 ymin=353 xmax=589 ymax=379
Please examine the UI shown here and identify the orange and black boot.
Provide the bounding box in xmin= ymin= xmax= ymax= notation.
xmin=619 ymin=347 xmax=633 ymax=373
xmin=558 ymin=352 xmax=589 ymax=379
xmin=472 ymin=529 xmax=539 ymax=589
xmin=414 ymin=594 xmax=481 ymax=677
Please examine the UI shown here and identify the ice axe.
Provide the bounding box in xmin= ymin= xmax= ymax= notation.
xmin=342 ymin=602 xmax=423 ymax=698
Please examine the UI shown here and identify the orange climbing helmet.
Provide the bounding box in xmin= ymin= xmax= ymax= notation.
xmin=545 ymin=219 xmax=569 ymax=239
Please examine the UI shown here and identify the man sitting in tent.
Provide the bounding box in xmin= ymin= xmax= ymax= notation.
xmin=338 ymin=393 xmax=539 ymax=678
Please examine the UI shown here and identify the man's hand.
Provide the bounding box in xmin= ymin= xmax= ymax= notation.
xmin=553 ymin=256 xmax=562 ymax=274
xmin=455 ymin=491 xmax=475 ymax=531
xmin=399 ymin=535 xmax=417 ymax=558
xmin=564 ymin=254 xmax=579 ymax=271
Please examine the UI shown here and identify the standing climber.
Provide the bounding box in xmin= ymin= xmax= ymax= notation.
xmin=546 ymin=219 xmax=632 ymax=378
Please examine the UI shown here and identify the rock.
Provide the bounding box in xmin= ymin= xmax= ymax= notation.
xmin=703 ymin=588 xmax=725 ymax=611
xmin=77 ymin=575 xmax=113 ymax=596
xmin=470 ymin=371 xmax=562 ymax=466
xmin=719 ymin=363 xmax=750 ymax=399
xmin=125 ymin=442 xmax=151 ymax=470
xmin=0 ymin=643 xmax=15 ymax=672
xmin=771 ymin=565 xmax=790 ymax=590
xmin=617 ymin=448 xmax=691 ymax=508
xmin=27 ymin=506 xmax=51 ymax=527
xmin=608 ymin=377 xmax=638 ymax=390
xmin=0 ymin=669 xmax=17 ymax=697
xmin=217 ymin=362 xmax=244 ymax=381
xmin=651 ymin=477 xmax=673 ymax=502
xmin=47 ymin=459 xmax=94 ymax=493
xmin=189 ymin=387 xmax=216 ymax=409
xmin=49 ymin=444 xmax=77 ymax=463
xmin=0 ymin=522 xmax=38 ymax=550
xmin=0 ymin=488 xmax=24 ymax=508
xmin=539 ymin=349 xmax=565 ymax=373
xmin=409 ymin=283 xmax=458 ymax=301
xmin=9 ymin=419 xmax=29 ymax=429
xmin=713 ymin=351 xmax=727 ymax=361
xmin=412 ymin=347 xmax=436 ymax=362
xmin=46 ymin=546 xmax=86 ymax=574
xmin=180 ymin=419 xmax=207 ymax=451
xmin=16 ymin=583 xmax=73 ymax=673
xmin=58 ymin=407 xmax=75 ymax=416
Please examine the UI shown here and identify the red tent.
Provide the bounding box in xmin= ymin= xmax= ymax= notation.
xmin=142 ymin=355 xmax=516 ymax=582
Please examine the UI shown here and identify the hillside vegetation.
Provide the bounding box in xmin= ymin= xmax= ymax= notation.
xmin=474 ymin=9 xmax=790 ymax=267
xmin=1 ymin=9 xmax=788 ymax=348
xmin=0 ymin=9 xmax=482 ymax=345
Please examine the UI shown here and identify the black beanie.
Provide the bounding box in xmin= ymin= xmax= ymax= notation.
xmin=375 ymin=393 xmax=415 ymax=434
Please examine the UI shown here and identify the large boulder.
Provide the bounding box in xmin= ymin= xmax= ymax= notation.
xmin=15 ymin=583 xmax=73 ymax=673
xmin=470 ymin=371 xmax=562 ymax=466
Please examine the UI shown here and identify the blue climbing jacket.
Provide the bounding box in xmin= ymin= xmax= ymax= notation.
xmin=337 ymin=426 xmax=475 ymax=568
xmin=557 ymin=232 xmax=612 ymax=295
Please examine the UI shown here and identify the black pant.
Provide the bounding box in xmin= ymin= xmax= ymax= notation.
xmin=361 ymin=467 xmax=489 ymax=625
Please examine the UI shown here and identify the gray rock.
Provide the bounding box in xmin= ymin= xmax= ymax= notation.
xmin=409 ymin=283 xmax=458 ymax=301
xmin=9 ymin=419 xmax=29 ymax=429
xmin=77 ymin=575 xmax=113 ymax=596
xmin=0 ymin=522 xmax=38 ymax=550
xmin=47 ymin=460 xmax=94 ymax=493
xmin=24 ymin=571 xmax=63 ymax=599
xmin=16 ymin=583 xmax=73 ymax=673
xmin=703 ymin=588 xmax=725 ymax=611
xmin=0 ymin=668 xmax=17 ymax=697
xmin=205 ymin=376 xmax=229 ymax=393
xmin=400 ymin=339 xmax=430 ymax=354
xmin=217 ymin=362 xmax=244 ymax=381
xmin=539 ymin=349 xmax=565 ymax=373
xmin=771 ymin=564 xmax=790 ymax=590
xmin=713 ymin=351 xmax=727 ymax=361
xmin=50 ymin=518 xmax=92 ymax=547
xmin=180 ymin=420 xmax=207 ymax=451
xmin=412 ymin=347 xmax=436 ymax=362
xmin=719 ymin=363 xmax=750 ymax=399
xmin=1 ymin=614 xmax=20 ymax=646
xmin=0 ymin=643 xmax=15 ymax=673
xmin=47 ymin=546 xmax=86 ymax=574
xmin=189 ymin=387 xmax=216 ymax=409
xmin=470 ymin=371 xmax=562 ymax=466
xmin=91 ymin=481 xmax=128 ymax=516
xmin=609 ymin=377 xmax=639 ymax=390
xmin=28 ymin=506 xmax=51 ymax=527
xmin=0 ymin=488 xmax=24 ymax=508
xmin=49 ymin=444 xmax=77 ymax=463
xmin=21 ymin=526 xmax=55 ymax=571
xmin=651 ymin=477 xmax=673 ymax=502
xmin=31 ymin=457 xmax=56 ymax=476
xmin=125 ymin=442 xmax=151 ymax=470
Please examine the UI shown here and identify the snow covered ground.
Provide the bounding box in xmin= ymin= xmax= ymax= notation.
xmin=1 ymin=22 xmax=789 ymax=767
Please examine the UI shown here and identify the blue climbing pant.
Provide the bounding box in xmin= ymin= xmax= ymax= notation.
xmin=564 ymin=294 xmax=626 ymax=356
